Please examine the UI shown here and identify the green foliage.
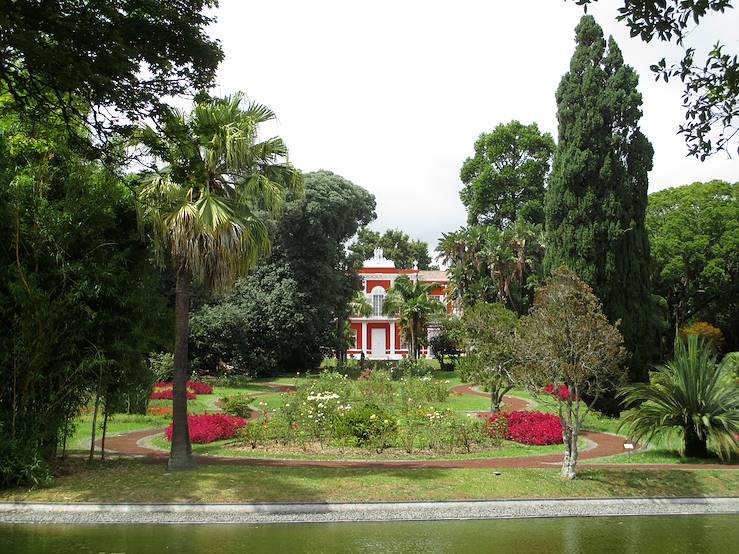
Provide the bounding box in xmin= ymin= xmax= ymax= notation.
xmin=460 ymin=120 xmax=555 ymax=228
xmin=647 ymin=180 xmax=738 ymax=351
xmin=0 ymin=0 xmax=222 ymax=157
xmin=348 ymin=228 xmax=433 ymax=269
xmin=220 ymin=395 xmax=253 ymax=419
xmin=438 ymin=220 xmax=544 ymax=314
xmin=459 ymin=302 xmax=518 ymax=412
xmin=332 ymin=403 xmax=397 ymax=450
xmin=0 ymin=103 xmax=169 ymax=485
xmin=514 ymin=267 xmax=628 ymax=478
xmin=383 ymin=275 xmax=445 ymax=359
xmin=190 ymin=170 xmax=376 ymax=374
xmin=619 ymin=336 xmax=739 ymax=459
xmin=429 ymin=323 xmax=462 ymax=372
xmin=545 ymin=15 xmax=656 ymax=382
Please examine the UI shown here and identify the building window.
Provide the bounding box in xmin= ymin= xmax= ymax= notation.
xmin=370 ymin=286 xmax=385 ymax=316
xmin=352 ymin=328 xmax=358 ymax=349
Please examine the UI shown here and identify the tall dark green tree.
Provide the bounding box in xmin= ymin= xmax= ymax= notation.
xmin=544 ymin=15 xmax=655 ymax=383
xmin=460 ymin=120 xmax=555 ymax=228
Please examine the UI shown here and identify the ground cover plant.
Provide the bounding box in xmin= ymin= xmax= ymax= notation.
xmin=484 ymin=411 xmax=562 ymax=446
xmin=164 ymin=414 xmax=246 ymax=444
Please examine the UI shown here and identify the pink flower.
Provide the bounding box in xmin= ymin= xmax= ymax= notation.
xmin=165 ymin=414 xmax=247 ymax=444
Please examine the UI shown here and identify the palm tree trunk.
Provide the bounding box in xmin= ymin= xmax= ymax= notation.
xmin=684 ymin=427 xmax=708 ymax=458
xmin=168 ymin=264 xmax=196 ymax=470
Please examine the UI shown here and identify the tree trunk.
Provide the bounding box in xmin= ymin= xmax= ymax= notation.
xmin=168 ymin=264 xmax=196 ymax=470
xmin=560 ymin=409 xmax=578 ymax=480
xmin=410 ymin=325 xmax=416 ymax=361
xmin=100 ymin=406 xmax=109 ymax=462
xmin=88 ymin=369 xmax=102 ymax=463
xmin=683 ymin=427 xmax=708 ymax=458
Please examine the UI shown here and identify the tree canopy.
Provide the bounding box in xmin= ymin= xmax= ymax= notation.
xmin=460 ymin=120 xmax=555 ymax=228
xmin=348 ymin=228 xmax=433 ymax=269
xmin=0 ymin=0 xmax=222 ymax=157
xmin=545 ymin=15 xmax=656 ymax=382
xmin=646 ymin=180 xmax=739 ymax=351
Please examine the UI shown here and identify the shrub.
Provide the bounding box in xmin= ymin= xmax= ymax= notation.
xmin=680 ymin=322 xmax=724 ymax=351
xmin=332 ymin=403 xmax=397 ymax=449
xmin=150 ymin=389 xmax=196 ymax=400
xmin=484 ymin=411 xmax=562 ymax=446
xmin=186 ymin=381 xmax=214 ymax=395
xmin=221 ymin=394 xmax=253 ymax=418
xmin=165 ymin=414 xmax=247 ymax=444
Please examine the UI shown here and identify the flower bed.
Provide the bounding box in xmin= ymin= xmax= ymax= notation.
xmin=484 ymin=410 xmax=562 ymax=446
xmin=150 ymin=389 xmax=196 ymax=400
xmin=165 ymin=414 xmax=247 ymax=444
xmin=150 ymin=380 xmax=213 ymax=400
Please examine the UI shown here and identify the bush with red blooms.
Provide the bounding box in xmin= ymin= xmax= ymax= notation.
xmin=543 ymin=383 xmax=577 ymax=401
xmin=483 ymin=410 xmax=562 ymax=446
xmin=186 ymin=380 xmax=214 ymax=395
xmin=165 ymin=414 xmax=247 ymax=444
xmin=150 ymin=381 xmax=213 ymax=400
xmin=150 ymin=389 xmax=196 ymax=400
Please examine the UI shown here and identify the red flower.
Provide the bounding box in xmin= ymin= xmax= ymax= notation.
xmin=543 ymin=383 xmax=577 ymax=401
xmin=483 ymin=411 xmax=562 ymax=446
xmin=165 ymin=414 xmax=247 ymax=444
xmin=149 ymin=389 xmax=196 ymax=400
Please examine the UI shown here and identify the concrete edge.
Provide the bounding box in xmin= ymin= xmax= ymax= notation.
xmin=1 ymin=497 xmax=737 ymax=525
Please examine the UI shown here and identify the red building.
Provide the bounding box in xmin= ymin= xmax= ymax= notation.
xmin=347 ymin=248 xmax=449 ymax=360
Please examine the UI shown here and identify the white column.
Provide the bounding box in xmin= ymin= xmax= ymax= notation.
xmin=390 ymin=320 xmax=396 ymax=357
xmin=361 ymin=321 xmax=368 ymax=355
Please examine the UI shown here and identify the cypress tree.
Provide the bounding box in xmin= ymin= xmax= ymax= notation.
xmin=544 ymin=15 xmax=655 ymax=383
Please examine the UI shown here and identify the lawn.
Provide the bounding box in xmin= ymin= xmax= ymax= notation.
xmin=2 ymin=459 xmax=737 ymax=504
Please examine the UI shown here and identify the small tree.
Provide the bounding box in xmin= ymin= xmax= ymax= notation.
xmin=429 ymin=318 xmax=463 ymax=371
xmin=459 ymin=302 xmax=518 ymax=413
xmin=680 ymin=322 xmax=725 ymax=352
xmin=513 ymin=267 xmax=628 ymax=479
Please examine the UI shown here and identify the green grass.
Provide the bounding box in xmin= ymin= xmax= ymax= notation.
xmin=2 ymin=459 xmax=737 ymax=504
xmin=589 ymin=448 xmax=733 ymax=465
xmin=64 ymin=413 xmax=171 ymax=451
xmin=148 ymin=434 xmax=577 ymax=461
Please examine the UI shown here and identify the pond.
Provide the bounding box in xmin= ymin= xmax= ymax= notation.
xmin=1 ymin=515 xmax=737 ymax=553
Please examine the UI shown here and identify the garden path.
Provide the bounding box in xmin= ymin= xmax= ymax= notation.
xmin=98 ymin=383 xmax=739 ymax=470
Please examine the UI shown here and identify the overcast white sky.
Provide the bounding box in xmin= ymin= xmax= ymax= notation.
xmin=205 ymin=0 xmax=738 ymax=250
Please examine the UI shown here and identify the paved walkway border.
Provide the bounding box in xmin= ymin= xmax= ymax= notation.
xmin=1 ymin=497 xmax=737 ymax=524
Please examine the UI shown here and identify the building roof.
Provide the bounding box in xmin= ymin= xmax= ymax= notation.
xmin=417 ymin=270 xmax=448 ymax=282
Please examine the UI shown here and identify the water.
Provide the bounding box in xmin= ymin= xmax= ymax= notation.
xmin=1 ymin=515 xmax=737 ymax=553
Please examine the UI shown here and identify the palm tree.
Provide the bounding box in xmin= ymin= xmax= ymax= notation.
xmin=137 ymin=94 xmax=300 ymax=470
xmin=383 ymin=275 xmax=444 ymax=359
xmin=618 ymin=335 xmax=739 ymax=459
xmin=349 ymin=289 xmax=372 ymax=317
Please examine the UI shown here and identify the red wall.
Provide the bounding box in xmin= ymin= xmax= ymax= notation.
xmin=365 ymin=279 xmax=391 ymax=293
xmin=351 ymin=322 xmax=362 ymax=349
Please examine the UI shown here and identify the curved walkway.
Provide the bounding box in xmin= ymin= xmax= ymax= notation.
xmin=99 ymin=383 xmax=739 ymax=471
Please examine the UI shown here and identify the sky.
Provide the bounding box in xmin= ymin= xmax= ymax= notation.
xmin=205 ymin=0 xmax=738 ymax=252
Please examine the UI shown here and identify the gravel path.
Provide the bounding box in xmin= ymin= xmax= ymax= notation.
xmin=2 ymin=497 xmax=738 ymax=524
